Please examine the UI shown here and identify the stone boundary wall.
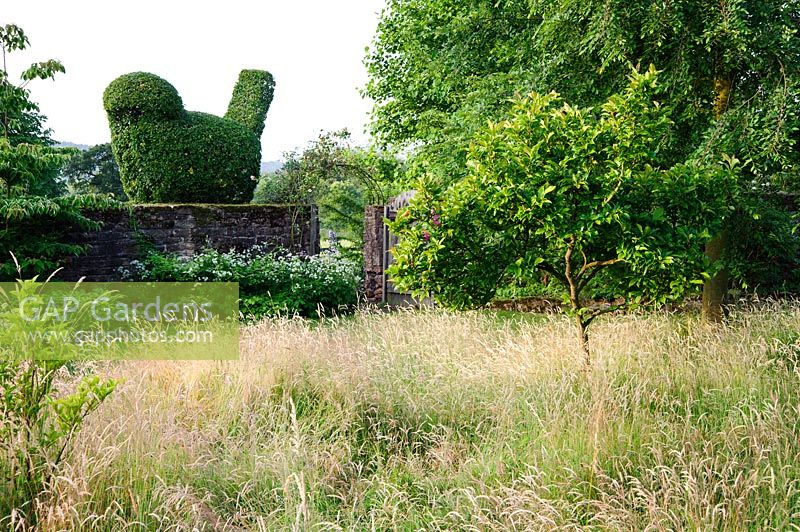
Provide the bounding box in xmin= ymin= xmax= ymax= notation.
xmin=58 ymin=204 xmax=319 ymax=281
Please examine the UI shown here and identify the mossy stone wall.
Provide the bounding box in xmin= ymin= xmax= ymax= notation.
xmin=58 ymin=204 xmax=319 ymax=281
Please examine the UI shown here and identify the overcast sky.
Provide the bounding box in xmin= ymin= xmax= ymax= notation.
xmin=3 ymin=0 xmax=386 ymax=161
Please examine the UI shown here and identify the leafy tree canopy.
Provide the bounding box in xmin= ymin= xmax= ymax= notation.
xmin=530 ymin=0 xmax=800 ymax=184
xmin=60 ymin=143 xmax=126 ymax=199
xmin=364 ymin=0 xmax=540 ymax=182
xmin=0 ymin=24 xmax=64 ymax=147
xmin=0 ymin=24 xmax=68 ymax=198
xmin=365 ymin=0 xmax=800 ymax=186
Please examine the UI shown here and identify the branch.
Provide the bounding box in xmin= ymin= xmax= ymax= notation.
xmin=601 ymin=165 xmax=624 ymax=207
xmin=538 ymin=263 xmax=567 ymax=286
xmin=584 ymin=303 xmax=626 ymax=327
xmin=564 ymin=238 xmax=579 ymax=308
xmin=578 ymin=257 xmax=623 ymax=278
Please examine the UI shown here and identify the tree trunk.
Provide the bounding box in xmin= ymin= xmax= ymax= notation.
xmin=564 ymin=240 xmax=592 ymax=367
xmin=702 ymin=229 xmax=729 ymax=323
xmin=701 ymin=76 xmax=732 ymax=323
xmin=576 ymin=315 xmax=591 ymax=368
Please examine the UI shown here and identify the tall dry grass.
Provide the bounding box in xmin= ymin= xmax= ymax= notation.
xmin=14 ymin=304 xmax=800 ymax=530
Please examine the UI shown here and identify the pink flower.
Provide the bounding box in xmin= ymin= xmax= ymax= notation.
xmin=422 ymin=231 xmax=431 ymax=242
xmin=431 ymin=214 xmax=441 ymax=226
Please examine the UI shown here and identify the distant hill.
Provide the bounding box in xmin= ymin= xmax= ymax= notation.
xmin=260 ymin=160 xmax=283 ymax=174
xmin=56 ymin=141 xmax=90 ymax=150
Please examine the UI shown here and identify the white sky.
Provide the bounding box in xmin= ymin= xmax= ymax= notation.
xmin=3 ymin=0 xmax=386 ymax=161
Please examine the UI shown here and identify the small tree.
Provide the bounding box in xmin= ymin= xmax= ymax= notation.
xmin=388 ymin=68 xmax=734 ymax=363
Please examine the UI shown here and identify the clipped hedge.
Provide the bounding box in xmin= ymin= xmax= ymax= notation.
xmin=225 ymin=70 xmax=275 ymax=139
xmin=103 ymin=70 xmax=274 ymax=203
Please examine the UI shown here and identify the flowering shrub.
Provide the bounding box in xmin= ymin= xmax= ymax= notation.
xmin=121 ymin=245 xmax=362 ymax=318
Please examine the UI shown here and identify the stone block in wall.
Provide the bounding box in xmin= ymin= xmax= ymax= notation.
xmin=363 ymin=205 xmax=386 ymax=304
xmin=363 ymin=206 xmax=384 ymax=273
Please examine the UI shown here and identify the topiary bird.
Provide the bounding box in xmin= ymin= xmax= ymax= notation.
xmin=103 ymin=70 xmax=274 ymax=203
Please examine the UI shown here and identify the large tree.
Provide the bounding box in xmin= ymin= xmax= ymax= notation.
xmin=366 ymin=0 xmax=800 ymax=320
xmin=364 ymin=0 xmax=540 ymax=182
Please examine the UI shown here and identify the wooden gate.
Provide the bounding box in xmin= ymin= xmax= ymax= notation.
xmin=381 ymin=192 xmax=433 ymax=307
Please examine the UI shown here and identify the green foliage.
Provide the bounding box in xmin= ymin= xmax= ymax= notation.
xmin=0 ymin=138 xmax=69 ymax=196
xmin=60 ymin=143 xmax=126 ymax=199
xmin=686 ymin=78 xmax=800 ymax=293
xmin=0 ymin=24 xmax=65 ymax=146
xmin=529 ymin=0 xmax=800 ymax=165
xmin=103 ymin=72 xmax=183 ymax=122
xmin=364 ymin=0 xmax=540 ymax=183
xmin=367 ymin=1 xmax=800 ymax=185
xmin=0 ymin=24 xmax=67 ymax=197
xmin=368 ymin=0 xmax=800 ymax=308
xmin=104 ymin=70 xmax=274 ymax=203
xmin=0 ymin=139 xmax=65 ymax=197
xmin=0 ymin=193 xmax=122 ymax=279
xmin=0 ymin=24 xmax=121 ymax=279
xmin=0 ymin=279 xmax=117 ymax=524
xmin=0 ymin=119 xmax=122 ymax=280
xmin=252 ymin=170 xmax=293 ymax=204
xmin=726 ymin=195 xmax=800 ymax=293
xmin=388 ymin=69 xmax=733 ymax=357
xmin=123 ymin=246 xmax=362 ymax=318
xmin=224 ymin=69 xmax=275 ymax=138
xmin=253 ymin=130 xmax=404 ymax=244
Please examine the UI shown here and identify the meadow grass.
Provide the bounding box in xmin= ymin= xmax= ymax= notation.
xmin=21 ymin=304 xmax=800 ymax=530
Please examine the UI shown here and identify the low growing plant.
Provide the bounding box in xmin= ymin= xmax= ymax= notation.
xmin=0 ymin=277 xmax=117 ymax=526
xmin=122 ymin=246 xmax=362 ymax=318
